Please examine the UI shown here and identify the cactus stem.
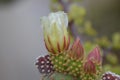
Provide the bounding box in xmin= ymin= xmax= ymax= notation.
xmin=78 ymin=64 xmax=81 ymax=67
xmin=59 ymin=61 xmax=62 ymax=65
xmin=55 ymin=59 xmax=58 ymax=63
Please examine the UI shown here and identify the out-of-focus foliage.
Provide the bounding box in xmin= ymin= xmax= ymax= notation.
xmin=50 ymin=0 xmax=120 ymax=74
xmin=84 ymin=21 xmax=97 ymax=36
xmin=103 ymin=64 xmax=120 ymax=75
xmin=112 ymin=32 xmax=120 ymax=50
xmin=104 ymin=53 xmax=120 ymax=74
xmin=50 ymin=0 xmax=63 ymax=11
xmin=69 ymin=4 xmax=86 ymax=26
xmin=106 ymin=53 xmax=118 ymax=65
xmin=95 ymin=36 xmax=111 ymax=48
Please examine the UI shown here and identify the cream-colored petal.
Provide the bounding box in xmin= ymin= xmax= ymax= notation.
xmin=41 ymin=11 xmax=69 ymax=53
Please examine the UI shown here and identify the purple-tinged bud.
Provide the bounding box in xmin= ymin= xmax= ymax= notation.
xmin=35 ymin=55 xmax=54 ymax=74
xmin=87 ymin=46 xmax=101 ymax=64
xmin=83 ymin=60 xmax=96 ymax=74
xmin=69 ymin=37 xmax=84 ymax=59
xmin=102 ymin=71 xmax=120 ymax=80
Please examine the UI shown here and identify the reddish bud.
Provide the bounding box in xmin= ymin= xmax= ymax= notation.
xmin=87 ymin=46 xmax=101 ymax=64
xmin=70 ymin=37 xmax=84 ymax=59
xmin=84 ymin=60 xmax=96 ymax=74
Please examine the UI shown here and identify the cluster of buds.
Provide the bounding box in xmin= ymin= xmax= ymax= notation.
xmin=38 ymin=11 xmax=103 ymax=80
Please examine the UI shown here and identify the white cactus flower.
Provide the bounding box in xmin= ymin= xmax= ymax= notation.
xmin=40 ymin=11 xmax=70 ymax=54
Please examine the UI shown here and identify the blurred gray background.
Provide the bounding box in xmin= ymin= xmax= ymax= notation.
xmin=0 ymin=0 xmax=49 ymax=80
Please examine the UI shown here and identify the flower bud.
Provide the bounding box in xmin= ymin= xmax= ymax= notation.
xmin=40 ymin=11 xmax=70 ymax=54
xmin=35 ymin=55 xmax=54 ymax=74
xmin=83 ymin=59 xmax=96 ymax=74
xmin=87 ymin=46 xmax=101 ymax=64
xmin=69 ymin=37 xmax=84 ymax=59
xmin=102 ymin=71 xmax=120 ymax=80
